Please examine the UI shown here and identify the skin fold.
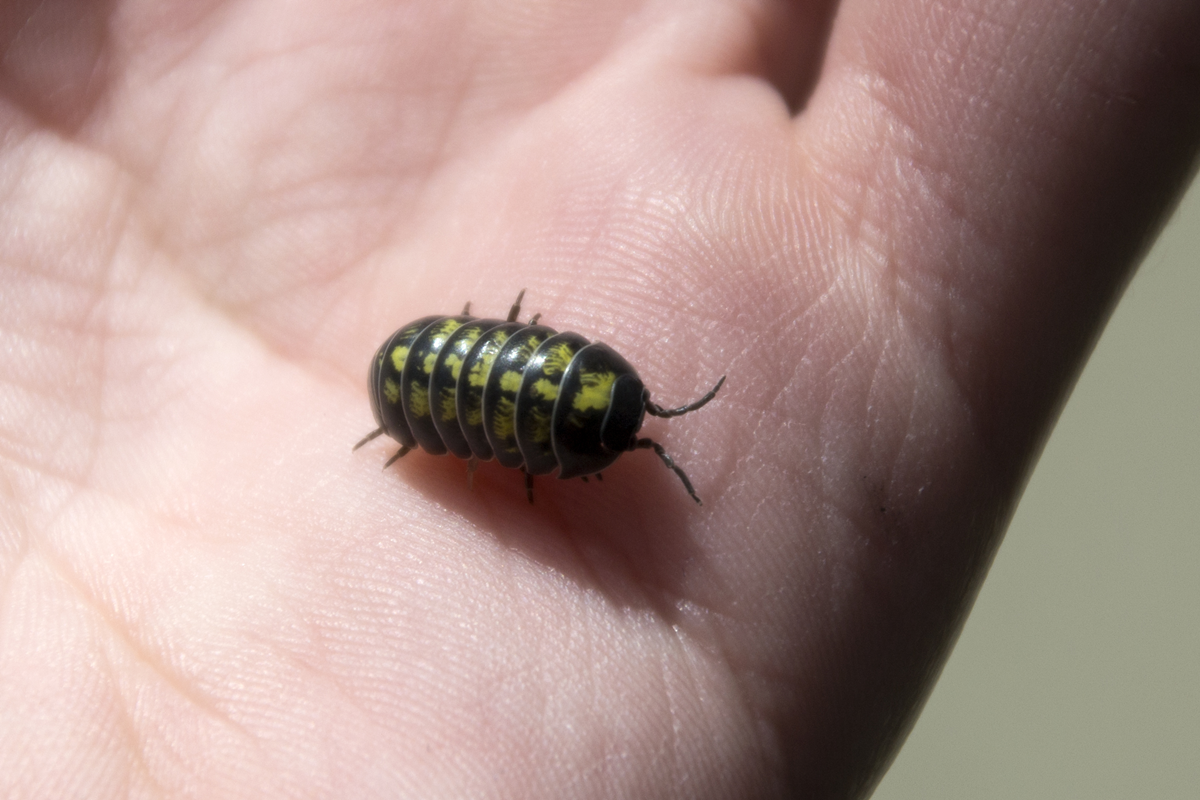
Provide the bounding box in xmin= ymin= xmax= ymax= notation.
xmin=0 ymin=0 xmax=1196 ymax=797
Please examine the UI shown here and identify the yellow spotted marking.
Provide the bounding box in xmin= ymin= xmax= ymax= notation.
xmin=449 ymin=330 xmax=482 ymax=381
xmin=468 ymin=357 xmax=492 ymax=388
xmin=529 ymin=407 xmax=552 ymax=443
xmin=468 ymin=334 xmax=508 ymax=388
xmin=433 ymin=319 xmax=463 ymax=340
xmin=531 ymin=378 xmax=558 ymax=401
xmin=439 ymin=388 xmax=458 ymax=421
xmin=444 ymin=353 xmax=464 ymax=380
xmin=390 ymin=345 xmax=410 ymax=371
xmin=542 ymin=342 xmax=576 ymax=376
xmin=572 ymin=370 xmax=616 ymax=412
xmin=409 ymin=381 xmax=431 ymax=417
xmin=493 ymin=397 xmax=516 ymax=440
xmin=383 ymin=377 xmax=400 ymax=404
xmin=466 ymin=406 xmax=483 ymax=426
xmin=415 ymin=320 xmax=464 ymax=374
xmin=500 ymin=370 xmax=523 ymax=393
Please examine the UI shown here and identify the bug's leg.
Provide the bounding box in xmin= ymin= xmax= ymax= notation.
xmin=646 ymin=375 xmax=727 ymax=419
xmin=383 ymin=445 xmax=411 ymax=469
xmin=462 ymin=300 xmax=472 ymax=315
xmin=353 ymin=427 xmax=386 ymax=451
xmin=528 ymin=313 xmax=541 ymax=326
xmin=635 ymin=438 xmax=701 ymax=505
xmin=523 ymin=469 xmax=534 ymax=504
xmin=467 ymin=457 xmax=479 ymax=490
xmin=595 ymin=472 xmax=603 ymax=481
xmin=581 ymin=475 xmax=589 ymax=483
xmin=506 ymin=289 xmax=526 ymax=322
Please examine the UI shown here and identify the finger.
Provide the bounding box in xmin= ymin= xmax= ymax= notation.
xmin=721 ymin=0 xmax=841 ymax=112
xmin=771 ymin=0 xmax=1200 ymax=792
xmin=0 ymin=0 xmax=111 ymax=130
xmin=805 ymin=0 xmax=1200 ymax=447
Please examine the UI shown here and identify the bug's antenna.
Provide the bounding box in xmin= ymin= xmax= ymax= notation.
xmin=353 ymin=427 xmax=385 ymax=451
xmin=462 ymin=300 xmax=472 ymax=315
xmin=646 ymin=376 xmax=726 ymax=419
xmin=635 ymin=438 xmax=701 ymax=505
xmin=506 ymin=289 xmax=526 ymax=322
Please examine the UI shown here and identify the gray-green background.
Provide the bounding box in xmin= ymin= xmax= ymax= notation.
xmin=873 ymin=175 xmax=1200 ymax=799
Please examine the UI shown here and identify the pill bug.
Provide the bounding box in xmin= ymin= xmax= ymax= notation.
xmin=353 ymin=290 xmax=725 ymax=504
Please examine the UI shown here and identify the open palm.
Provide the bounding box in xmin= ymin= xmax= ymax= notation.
xmin=2 ymin=1 xmax=1196 ymax=797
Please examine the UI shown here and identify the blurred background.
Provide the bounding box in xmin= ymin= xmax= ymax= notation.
xmin=873 ymin=175 xmax=1200 ymax=799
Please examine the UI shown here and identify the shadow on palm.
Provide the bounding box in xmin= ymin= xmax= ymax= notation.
xmin=358 ymin=365 xmax=728 ymax=624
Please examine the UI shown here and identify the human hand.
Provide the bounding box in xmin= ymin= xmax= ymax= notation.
xmin=2 ymin=1 xmax=1196 ymax=797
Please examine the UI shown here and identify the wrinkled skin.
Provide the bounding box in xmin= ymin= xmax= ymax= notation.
xmin=1 ymin=1 xmax=1197 ymax=798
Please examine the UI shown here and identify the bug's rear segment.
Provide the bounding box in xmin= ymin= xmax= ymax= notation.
xmin=368 ymin=315 xmax=441 ymax=452
xmin=355 ymin=292 xmax=724 ymax=504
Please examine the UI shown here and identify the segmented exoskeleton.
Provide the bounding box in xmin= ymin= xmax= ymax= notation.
xmin=354 ymin=291 xmax=724 ymax=504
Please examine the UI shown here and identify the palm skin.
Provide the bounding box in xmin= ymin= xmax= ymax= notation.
xmin=1 ymin=0 xmax=1197 ymax=797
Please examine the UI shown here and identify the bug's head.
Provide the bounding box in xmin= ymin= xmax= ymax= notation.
xmin=600 ymin=373 xmax=648 ymax=452
xmin=553 ymin=342 xmax=643 ymax=479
